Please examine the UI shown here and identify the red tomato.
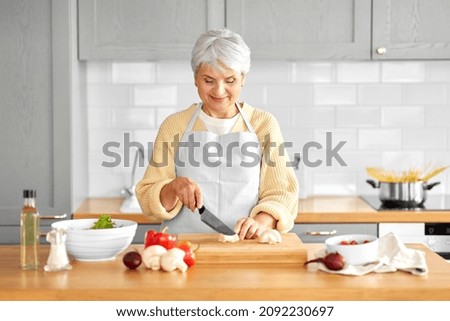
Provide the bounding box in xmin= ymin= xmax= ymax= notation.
xmin=144 ymin=228 xmax=177 ymax=250
xmin=350 ymin=240 xmax=358 ymax=245
xmin=339 ymin=240 xmax=349 ymax=245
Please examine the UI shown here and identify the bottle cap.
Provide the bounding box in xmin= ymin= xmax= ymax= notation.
xmin=23 ymin=190 xmax=36 ymax=198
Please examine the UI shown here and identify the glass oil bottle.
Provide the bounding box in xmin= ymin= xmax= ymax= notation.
xmin=20 ymin=189 xmax=40 ymax=269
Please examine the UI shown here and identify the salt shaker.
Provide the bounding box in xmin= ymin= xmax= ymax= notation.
xmin=44 ymin=228 xmax=72 ymax=272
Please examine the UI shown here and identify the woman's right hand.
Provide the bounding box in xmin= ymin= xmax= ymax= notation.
xmin=160 ymin=177 xmax=203 ymax=212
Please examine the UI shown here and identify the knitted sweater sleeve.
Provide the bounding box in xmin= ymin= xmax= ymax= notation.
xmin=249 ymin=110 xmax=299 ymax=233
xmin=135 ymin=110 xmax=189 ymax=221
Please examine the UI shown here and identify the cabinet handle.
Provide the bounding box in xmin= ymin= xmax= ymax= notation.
xmin=376 ymin=47 xmax=386 ymax=55
xmin=306 ymin=230 xmax=337 ymax=236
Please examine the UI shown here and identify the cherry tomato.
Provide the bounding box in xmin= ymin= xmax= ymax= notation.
xmin=177 ymin=240 xmax=197 ymax=267
xmin=339 ymin=240 xmax=349 ymax=245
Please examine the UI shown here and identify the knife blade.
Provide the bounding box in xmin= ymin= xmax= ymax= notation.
xmin=198 ymin=206 xmax=236 ymax=236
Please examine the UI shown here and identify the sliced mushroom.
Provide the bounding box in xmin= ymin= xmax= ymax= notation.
xmin=218 ymin=233 xmax=240 ymax=243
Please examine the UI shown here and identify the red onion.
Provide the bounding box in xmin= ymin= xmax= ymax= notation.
xmin=304 ymin=252 xmax=346 ymax=271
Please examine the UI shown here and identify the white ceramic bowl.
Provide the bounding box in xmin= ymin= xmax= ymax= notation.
xmin=325 ymin=234 xmax=379 ymax=266
xmin=51 ymin=219 xmax=137 ymax=261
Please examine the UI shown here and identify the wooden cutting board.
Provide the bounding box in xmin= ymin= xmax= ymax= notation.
xmin=177 ymin=233 xmax=307 ymax=265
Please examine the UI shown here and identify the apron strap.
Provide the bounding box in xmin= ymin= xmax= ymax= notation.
xmin=181 ymin=103 xmax=203 ymax=142
xmin=237 ymin=103 xmax=256 ymax=134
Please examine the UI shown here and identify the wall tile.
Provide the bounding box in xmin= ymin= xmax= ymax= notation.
xmin=426 ymin=61 xmax=450 ymax=82
xmin=314 ymin=129 xmax=358 ymax=150
xmin=358 ymin=85 xmax=402 ymax=105
xmin=85 ymin=61 xmax=450 ymax=197
xmin=89 ymin=172 xmax=126 ymax=197
xmin=87 ymin=62 xmax=111 ymax=84
xmin=246 ymin=61 xmax=292 ymax=84
xmin=403 ymin=84 xmax=447 ymax=105
xmin=178 ymin=84 xmax=200 ymax=107
xmin=134 ymin=129 xmax=158 ymax=154
xmin=265 ymin=106 xmax=292 ymax=129
xmin=380 ymin=151 xmax=425 ymax=172
xmin=425 ymin=107 xmax=450 ymax=127
xmin=292 ymin=107 xmax=335 ymax=128
xmin=313 ymin=85 xmax=357 ymax=105
xmin=239 ymin=84 xmax=267 ymax=106
xmin=381 ymin=62 xmax=425 ymax=83
xmin=88 ymin=107 xmax=111 ymax=129
xmin=337 ymin=62 xmax=379 ymax=83
xmin=293 ymin=62 xmax=333 ymax=83
xmin=157 ymin=60 xmax=193 ymax=84
xmin=381 ymin=106 xmax=425 ymax=128
xmin=338 ymin=151 xmax=380 ymax=172
xmin=403 ymin=128 xmax=447 ymax=150
xmin=134 ymin=85 xmax=177 ymax=106
xmin=311 ymin=172 xmax=357 ymax=195
xmin=359 ymin=129 xmax=402 ymax=150
xmin=88 ymin=129 xmax=132 ymax=152
xmin=267 ymin=84 xmax=311 ymax=106
xmin=156 ymin=107 xmax=177 ymax=127
xmin=112 ymin=62 xmax=156 ymax=84
xmin=281 ymin=128 xmax=314 ymax=155
xmin=336 ymin=107 xmax=380 ymax=128
xmin=112 ymin=107 xmax=155 ymax=129
xmin=87 ymin=84 xmax=132 ymax=106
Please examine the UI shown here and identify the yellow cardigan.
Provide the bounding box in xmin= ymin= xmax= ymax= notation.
xmin=136 ymin=102 xmax=299 ymax=233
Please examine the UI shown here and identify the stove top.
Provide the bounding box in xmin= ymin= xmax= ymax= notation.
xmin=360 ymin=195 xmax=450 ymax=211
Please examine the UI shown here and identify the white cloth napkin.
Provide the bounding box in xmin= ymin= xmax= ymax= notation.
xmin=310 ymin=232 xmax=428 ymax=276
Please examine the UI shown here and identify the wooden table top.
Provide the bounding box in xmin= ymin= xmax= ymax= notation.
xmin=72 ymin=196 xmax=450 ymax=224
xmin=1 ymin=240 xmax=449 ymax=301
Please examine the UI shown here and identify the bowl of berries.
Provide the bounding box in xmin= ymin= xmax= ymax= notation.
xmin=325 ymin=234 xmax=379 ymax=266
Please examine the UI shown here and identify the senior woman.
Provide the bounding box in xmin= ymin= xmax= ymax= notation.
xmin=136 ymin=29 xmax=298 ymax=240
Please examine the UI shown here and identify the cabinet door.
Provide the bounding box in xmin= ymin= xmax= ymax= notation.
xmin=0 ymin=0 xmax=72 ymax=244
xmin=292 ymin=223 xmax=377 ymax=243
xmin=78 ymin=0 xmax=225 ymax=60
xmin=373 ymin=0 xmax=450 ymax=59
xmin=226 ymin=0 xmax=371 ymax=59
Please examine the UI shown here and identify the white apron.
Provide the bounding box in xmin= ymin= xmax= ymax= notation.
xmin=162 ymin=103 xmax=261 ymax=234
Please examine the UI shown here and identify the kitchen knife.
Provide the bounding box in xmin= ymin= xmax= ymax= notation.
xmin=198 ymin=206 xmax=236 ymax=236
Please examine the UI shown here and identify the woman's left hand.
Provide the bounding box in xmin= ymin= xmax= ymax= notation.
xmin=234 ymin=212 xmax=276 ymax=240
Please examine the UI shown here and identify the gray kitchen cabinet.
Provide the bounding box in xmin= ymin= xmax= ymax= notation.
xmin=292 ymin=223 xmax=377 ymax=243
xmin=0 ymin=0 xmax=85 ymax=244
xmin=226 ymin=0 xmax=372 ymax=60
xmin=373 ymin=0 xmax=450 ymax=59
xmin=78 ymin=0 xmax=225 ymax=60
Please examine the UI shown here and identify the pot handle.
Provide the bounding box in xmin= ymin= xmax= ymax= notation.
xmin=425 ymin=181 xmax=440 ymax=190
xmin=366 ymin=179 xmax=379 ymax=189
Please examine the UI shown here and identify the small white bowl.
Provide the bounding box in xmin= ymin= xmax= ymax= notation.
xmin=325 ymin=234 xmax=379 ymax=266
xmin=51 ymin=219 xmax=137 ymax=261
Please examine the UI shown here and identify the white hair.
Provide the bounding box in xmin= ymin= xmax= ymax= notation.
xmin=191 ymin=28 xmax=251 ymax=76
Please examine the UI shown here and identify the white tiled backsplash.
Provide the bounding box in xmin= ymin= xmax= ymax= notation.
xmin=86 ymin=60 xmax=450 ymax=197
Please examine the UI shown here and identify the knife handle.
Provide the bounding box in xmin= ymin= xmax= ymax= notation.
xmin=198 ymin=206 xmax=205 ymax=214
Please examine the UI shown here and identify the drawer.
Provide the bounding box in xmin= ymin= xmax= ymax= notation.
xmin=292 ymin=223 xmax=378 ymax=243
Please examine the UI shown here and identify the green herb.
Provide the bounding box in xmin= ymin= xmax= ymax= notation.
xmin=91 ymin=214 xmax=115 ymax=229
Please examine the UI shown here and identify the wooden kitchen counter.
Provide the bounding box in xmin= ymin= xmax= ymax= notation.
xmin=1 ymin=241 xmax=449 ymax=301
xmin=73 ymin=196 xmax=450 ymax=224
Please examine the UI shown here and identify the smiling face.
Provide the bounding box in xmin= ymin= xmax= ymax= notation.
xmin=194 ymin=63 xmax=245 ymax=119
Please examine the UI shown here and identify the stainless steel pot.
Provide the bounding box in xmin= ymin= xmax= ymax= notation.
xmin=366 ymin=179 xmax=440 ymax=207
